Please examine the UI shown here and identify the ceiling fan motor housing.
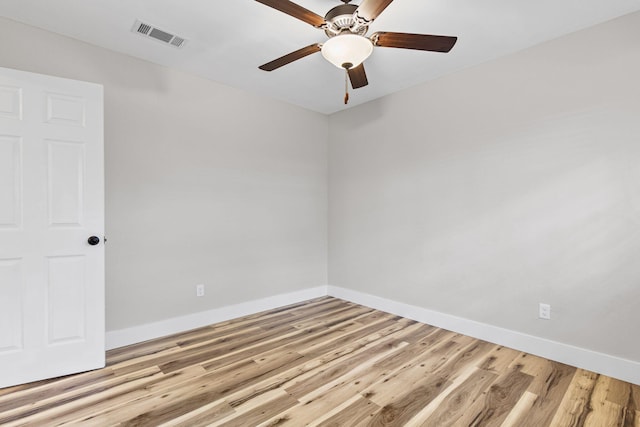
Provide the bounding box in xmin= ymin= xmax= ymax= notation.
xmin=324 ymin=4 xmax=368 ymax=37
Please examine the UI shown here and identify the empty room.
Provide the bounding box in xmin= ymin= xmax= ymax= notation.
xmin=1 ymin=0 xmax=639 ymax=425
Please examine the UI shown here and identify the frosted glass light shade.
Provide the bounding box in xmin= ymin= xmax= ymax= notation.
xmin=321 ymin=34 xmax=373 ymax=69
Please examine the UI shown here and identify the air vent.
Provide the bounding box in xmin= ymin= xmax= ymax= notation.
xmin=132 ymin=20 xmax=187 ymax=49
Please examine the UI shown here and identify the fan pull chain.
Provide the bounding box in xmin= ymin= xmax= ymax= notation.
xmin=344 ymin=68 xmax=350 ymax=105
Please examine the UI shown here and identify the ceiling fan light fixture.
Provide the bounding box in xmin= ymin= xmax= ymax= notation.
xmin=321 ymin=33 xmax=373 ymax=69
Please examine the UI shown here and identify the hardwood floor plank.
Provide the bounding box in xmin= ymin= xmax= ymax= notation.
xmin=549 ymin=369 xmax=600 ymax=427
xmin=158 ymin=400 xmax=235 ymax=427
xmin=285 ymin=336 xmax=411 ymax=399
xmin=75 ymin=362 xmax=254 ymax=425
xmin=261 ymin=341 xmax=411 ymax=426
xmin=453 ymin=363 xmax=534 ymax=426
xmin=606 ymin=378 xmax=640 ymax=427
xmin=59 ymin=366 xmax=209 ymax=426
xmin=362 ymin=338 xmax=462 ymax=407
xmin=159 ymin=324 xmax=299 ymax=373
xmin=403 ymin=339 xmax=501 ymax=426
xmin=285 ymin=323 xmax=431 ymax=401
xmin=1 ymin=366 xmax=165 ymax=426
xmin=114 ymin=350 xmax=305 ymax=425
xmin=219 ymin=321 xmax=426 ymax=411
xmin=209 ymin=296 xmax=337 ymax=329
xmin=0 ymin=297 xmax=638 ymax=426
xmin=512 ymin=355 xmax=577 ymax=427
xmin=0 ymin=367 xmax=116 ymax=412
xmin=214 ymin=389 xmax=299 ymax=426
xmin=584 ymin=375 xmax=627 ymax=427
xmin=607 ymin=378 xmax=632 ymax=406
xmin=366 ymin=374 xmax=452 ymax=426
xmin=106 ymin=338 xmax=181 ymax=366
xmin=289 ymin=331 xmax=488 ymax=426
xmin=625 ymin=385 xmax=640 ymax=427
xmin=478 ymin=346 xmax=522 ymax=373
xmin=298 ymin=315 xmax=408 ymax=358
xmin=501 ymin=390 xmax=539 ymax=427
xmin=291 ymin=304 xmax=374 ymax=329
xmin=198 ymin=312 xmax=394 ymax=374
xmin=417 ymin=368 xmax=498 ymax=426
xmin=313 ymin=396 xmax=380 ymax=426
xmin=371 ymin=329 xmax=458 ymax=371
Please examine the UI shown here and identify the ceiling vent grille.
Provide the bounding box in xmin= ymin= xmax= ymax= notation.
xmin=132 ymin=20 xmax=187 ymax=48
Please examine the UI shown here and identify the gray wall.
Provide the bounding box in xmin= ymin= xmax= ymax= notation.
xmin=2 ymin=10 xmax=640 ymax=365
xmin=0 ymin=17 xmax=328 ymax=331
xmin=329 ymin=12 xmax=640 ymax=362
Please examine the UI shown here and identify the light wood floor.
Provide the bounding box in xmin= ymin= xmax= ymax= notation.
xmin=1 ymin=297 xmax=638 ymax=426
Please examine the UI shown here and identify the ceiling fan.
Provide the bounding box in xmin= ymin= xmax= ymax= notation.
xmin=255 ymin=0 xmax=458 ymax=103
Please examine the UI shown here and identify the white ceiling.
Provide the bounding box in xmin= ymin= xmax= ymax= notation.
xmin=1 ymin=0 xmax=639 ymax=114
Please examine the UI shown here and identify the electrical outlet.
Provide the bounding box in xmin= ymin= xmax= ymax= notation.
xmin=196 ymin=284 xmax=205 ymax=297
xmin=539 ymin=303 xmax=551 ymax=320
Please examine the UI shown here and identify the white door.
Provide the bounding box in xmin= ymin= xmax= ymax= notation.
xmin=0 ymin=66 xmax=104 ymax=388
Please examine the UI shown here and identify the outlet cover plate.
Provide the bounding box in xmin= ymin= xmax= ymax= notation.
xmin=539 ymin=303 xmax=551 ymax=320
xmin=196 ymin=284 xmax=205 ymax=297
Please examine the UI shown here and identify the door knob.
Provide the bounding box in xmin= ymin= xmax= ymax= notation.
xmin=87 ymin=236 xmax=100 ymax=246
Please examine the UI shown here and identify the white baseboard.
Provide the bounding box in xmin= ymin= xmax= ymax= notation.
xmin=327 ymin=285 xmax=640 ymax=386
xmin=106 ymin=286 xmax=328 ymax=350
xmin=106 ymin=284 xmax=640 ymax=385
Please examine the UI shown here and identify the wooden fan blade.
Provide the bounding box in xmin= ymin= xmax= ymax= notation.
xmin=372 ymin=32 xmax=457 ymax=52
xmin=354 ymin=0 xmax=394 ymax=24
xmin=348 ymin=64 xmax=369 ymax=89
xmin=259 ymin=44 xmax=322 ymax=71
xmin=255 ymin=0 xmax=325 ymax=28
